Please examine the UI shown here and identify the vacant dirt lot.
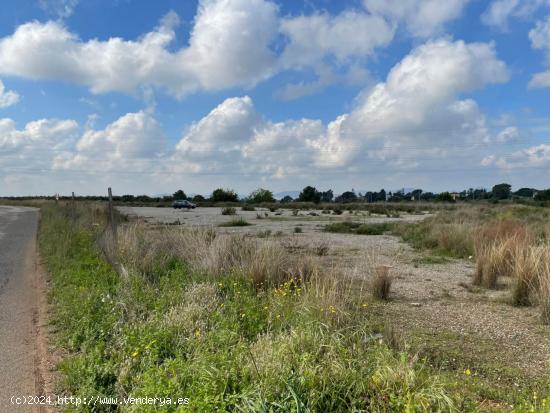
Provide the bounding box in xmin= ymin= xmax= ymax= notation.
xmin=118 ymin=205 xmax=550 ymax=391
xmin=117 ymin=206 xmax=427 ymax=229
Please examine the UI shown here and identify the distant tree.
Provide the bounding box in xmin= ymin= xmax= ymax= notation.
xmin=336 ymin=191 xmax=357 ymax=203
xmin=121 ymin=194 xmax=135 ymax=202
xmin=515 ymin=188 xmax=536 ymax=198
xmin=192 ymin=194 xmax=206 ymax=203
xmin=534 ymin=189 xmax=550 ymax=201
xmin=320 ymin=190 xmax=334 ymax=203
xmin=411 ymin=189 xmax=423 ymax=201
xmin=280 ymin=195 xmax=294 ymax=203
xmin=135 ymin=195 xmax=152 ymax=202
xmin=298 ymin=186 xmax=321 ymax=203
xmin=473 ymin=188 xmax=488 ymax=200
xmin=437 ymin=192 xmax=455 ymax=202
xmin=173 ymin=189 xmax=187 ymax=200
xmin=389 ymin=191 xmax=404 ymax=202
xmin=211 ymin=188 xmax=238 ymax=202
xmin=379 ymin=189 xmax=387 ymax=202
xmin=421 ymin=192 xmax=435 ymax=201
xmin=248 ymin=188 xmax=275 ymax=203
xmin=492 ymin=183 xmax=512 ymax=200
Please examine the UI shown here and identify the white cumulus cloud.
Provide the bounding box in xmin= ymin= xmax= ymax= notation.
xmin=482 ymin=0 xmax=550 ymax=29
xmin=0 ymin=1 xmax=279 ymax=97
xmin=0 ymin=80 xmax=20 ymax=108
xmin=528 ymin=16 xmax=550 ymax=88
xmin=483 ymin=144 xmax=550 ymax=169
xmin=362 ymin=0 xmax=469 ymax=37
xmin=171 ymin=39 xmax=509 ymax=181
xmin=54 ymin=111 xmax=166 ymax=171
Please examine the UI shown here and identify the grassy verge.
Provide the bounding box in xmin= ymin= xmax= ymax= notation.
xmin=40 ymin=203 xmax=464 ymax=412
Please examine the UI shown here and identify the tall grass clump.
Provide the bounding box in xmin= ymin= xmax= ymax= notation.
xmin=371 ymin=266 xmax=393 ymax=301
xmin=473 ymin=221 xmax=530 ymax=289
xmin=510 ymin=245 xmax=541 ymax=306
xmin=219 ymin=217 xmax=251 ymax=227
xmin=538 ymin=252 xmax=550 ymax=323
xmin=472 ymin=219 xmax=550 ymax=321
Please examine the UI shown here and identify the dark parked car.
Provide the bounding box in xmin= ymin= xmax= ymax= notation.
xmin=172 ymin=200 xmax=196 ymax=209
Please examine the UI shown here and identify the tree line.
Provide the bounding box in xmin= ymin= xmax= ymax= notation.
xmin=3 ymin=183 xmax=549 ymax=203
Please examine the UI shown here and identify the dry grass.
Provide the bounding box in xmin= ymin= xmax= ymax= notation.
xmin=510 ymin=245 xmax=542 ymax=306
xmin=371 ymin=265 xmax=393 ymax=301
xmin=538 ymin=255 xmax=550 ymax=324
xmin=115 ymin=222 xmax=320 ymax=287
xmin=473 ymin=219 xmax=550 ymax=321
xmin=473 ymin=221 xmax=530 ymax=289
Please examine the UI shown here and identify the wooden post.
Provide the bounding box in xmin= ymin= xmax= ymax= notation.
xmin=108 ymin=187 xmax=117 ymax=242
xmin=71 ymin=191 xmax=76 ymax=221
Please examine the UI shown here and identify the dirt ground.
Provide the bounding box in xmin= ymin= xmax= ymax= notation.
xmin=119 ymin=206 xmax=550 ymax=390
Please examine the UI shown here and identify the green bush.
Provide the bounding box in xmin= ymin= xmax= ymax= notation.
xmin=221 ymin=207 xmax=237 ymax=215
xmin=219 ymin=217 xmax=252 ymax=227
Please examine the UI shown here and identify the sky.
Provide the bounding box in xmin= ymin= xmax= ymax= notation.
xmin=0 ymin=0 xmax=550 ymax=197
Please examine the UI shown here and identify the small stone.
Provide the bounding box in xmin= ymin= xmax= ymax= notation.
xmin=410 ymin=302 xmax=421 ymax=307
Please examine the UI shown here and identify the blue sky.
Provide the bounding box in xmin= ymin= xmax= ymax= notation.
xmin=0 ymin=0 xmax=549 ymax=196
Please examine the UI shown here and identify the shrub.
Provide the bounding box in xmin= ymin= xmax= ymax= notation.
xmin=221 ymin=207 xmax=237 ymax=215
xmin=294 ymin=226 xmax=303 ymax=233
xmin=219 ymin=217 xmax=251 ymax=227
xmin=356 ymin=223 xmax=392 ymax=235
xmin=371 ymin=266 xmax=392 ymax=300
xmin=241 ymin=204 xmax=255 ymax=211
xmin=325 ymin=222 xmax=392 ymax=235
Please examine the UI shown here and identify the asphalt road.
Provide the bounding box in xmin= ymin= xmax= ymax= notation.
xmin=0 ymin=206 xmax=40 ymax=412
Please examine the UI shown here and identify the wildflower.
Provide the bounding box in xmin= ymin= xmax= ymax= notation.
xmin=131 ymin=351 xmax=139 ymax=358
xmin=241 ymin=313 xmax=246 ymax=318
xmin=464 ymin=368 xmax=471 ymax=376
xmin=362 ymin=303 xmax=368 ymax=308
xmin=195 ymin=329 xmax=201 ymax=337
